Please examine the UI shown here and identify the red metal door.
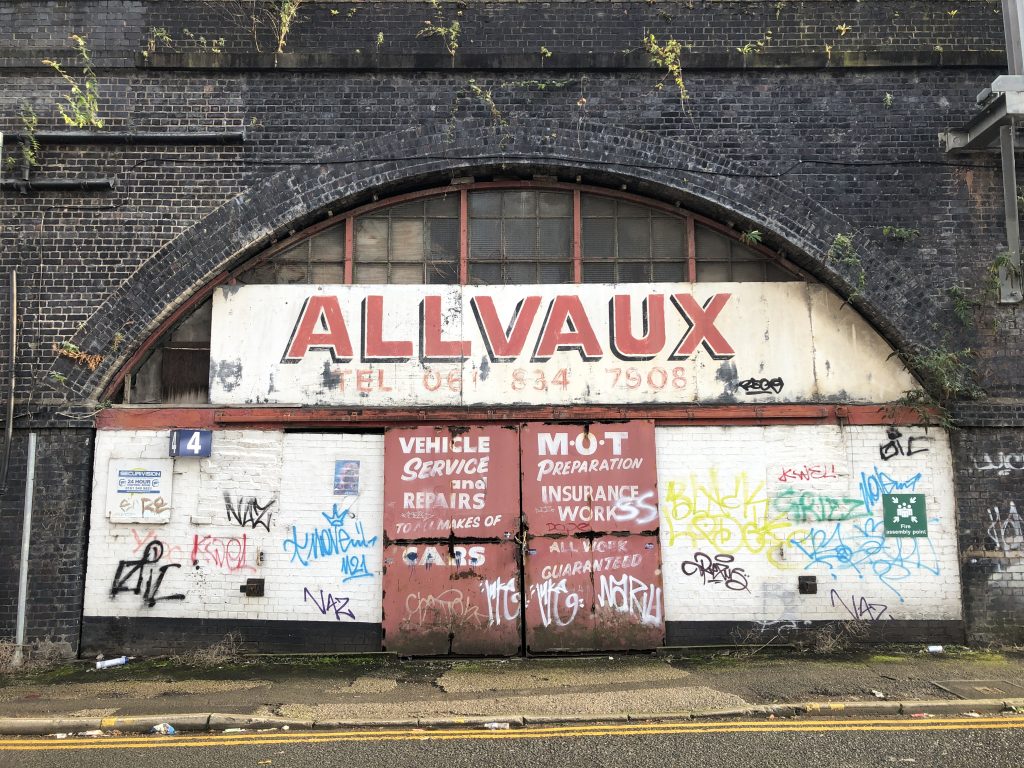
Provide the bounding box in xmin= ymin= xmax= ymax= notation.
xmin=520 ymin=421 xmax=664 ymax=652
xmin=382 ymin=425 xmax=522 ymax=655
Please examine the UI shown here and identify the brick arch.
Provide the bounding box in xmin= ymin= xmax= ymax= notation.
xmin=58 ymin=117 xmax=882 ymax=400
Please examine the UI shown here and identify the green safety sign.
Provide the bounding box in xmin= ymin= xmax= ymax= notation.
xmin=882 ymin=494 xmax=928 ymax=537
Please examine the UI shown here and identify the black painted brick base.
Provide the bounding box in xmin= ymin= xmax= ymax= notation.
xmin=80 ymin=617 xmax=382 ymax=656
xmin=665 ymin=620 xmax=966 ymax=647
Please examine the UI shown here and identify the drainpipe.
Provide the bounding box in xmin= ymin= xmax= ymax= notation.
xmin=0 ymin=268 xmax=14 ymax=491
xmin=12 ymin=432 xmax=36 ymax=668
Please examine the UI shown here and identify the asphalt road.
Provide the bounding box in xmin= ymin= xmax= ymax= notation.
xmin=1 ymin=716 xmax=1022 ymax=768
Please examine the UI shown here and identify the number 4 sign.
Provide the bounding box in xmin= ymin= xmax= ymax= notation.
xmin=169 ymin=429 xmax=213 ymax=458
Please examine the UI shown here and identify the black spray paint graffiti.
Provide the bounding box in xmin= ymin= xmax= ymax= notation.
xmin=303 ymin=587 xmax=355 ymax=620
xmin=110 ymin=541 xmax=185 ymax=607
xmin=224 ymin=492 xmax=276 ymax=531
xmin=680 ymin=552 xmax=750 ymax=591
xmin=878 ymin=427 xmax=929 ymax=461
xmin=736 ymin=377 xmax=784 ymax=395
xmin=829 ymin=589 xmax=889 ymax=621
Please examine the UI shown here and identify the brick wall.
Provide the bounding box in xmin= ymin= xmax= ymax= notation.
xmin=0 ymin=0 xmax=1022 ymax=650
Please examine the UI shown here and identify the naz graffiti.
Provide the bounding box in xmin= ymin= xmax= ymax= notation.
xmin=680 ymin=552 xmax=750 ymax=591
xmin=110 ymin=541 xmax=185 ymax=607
xmin=224 ymin=492 xmax=276 ymax=531
xmin=283 ymin=504 xmax=379 ymax=581
xmin=303 ymin=587 xmax=356 ymax=621
xmin=829 ymin=589 xmax=890 ymax=621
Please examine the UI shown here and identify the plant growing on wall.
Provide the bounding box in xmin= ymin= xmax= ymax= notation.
xmin=4 ymin=104 xmax=40 ymax=173
xmin=643 ymin=33 xmax=688 ymax=104
xmin=203 ymin=0 xmax=307 ymax=53
xmin=826 ymin=232 xmax=866 ymax=297
xmin=42 ymin=34 xmax=103 ymax=129
xmin=418 ymin=0 xmax=461 ymax=59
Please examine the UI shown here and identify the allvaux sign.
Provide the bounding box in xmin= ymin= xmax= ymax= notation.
xmin=209 ymin=283 xmax=916 ymax=407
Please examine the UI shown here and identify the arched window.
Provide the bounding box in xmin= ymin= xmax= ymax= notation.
xmin=123 ymin=183 xmax=806 ymax=404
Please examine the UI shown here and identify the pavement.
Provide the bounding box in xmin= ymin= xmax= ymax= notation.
xmin=0 ymin=646 xmax=1022 ymax=736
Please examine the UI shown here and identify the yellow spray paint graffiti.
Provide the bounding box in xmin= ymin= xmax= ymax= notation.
xmin=662 ymin=470 xmax=807 ymax=567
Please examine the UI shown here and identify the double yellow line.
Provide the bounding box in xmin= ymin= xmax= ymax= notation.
xmin=1 ymin=716 xmax=1022 ymax=751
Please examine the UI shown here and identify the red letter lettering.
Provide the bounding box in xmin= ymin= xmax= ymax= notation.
xmin=282 ymin=295 xmax=353 ymax=363
xmin=609 ymin=294 xmax=665 ymax=361
xmin=669 ymin=293 xmax=735 ymax=360
xmin=420 ymin=295 xmax=471 ymax=362
xmin=469 ymin=295 xmax=542 ymax=362
xmin=532 ymin=295 xmax=603 ymax=362
xmin=361 ymin=296 xmax=413 ymax=361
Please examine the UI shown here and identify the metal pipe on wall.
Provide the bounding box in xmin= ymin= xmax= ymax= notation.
xmin=0 ymin=268 xmax=16 ymax=491
xmin=12 ymin=432 xmax=37 ymax=668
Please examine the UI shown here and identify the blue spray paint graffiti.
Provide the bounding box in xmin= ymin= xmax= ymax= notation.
xmin=283 ymin=505 xmax=379 ymax=582
xmin=789 ymin=516 xmax=939 ymax=602
xmin=858 ymin=466 xmax=923 ymax=513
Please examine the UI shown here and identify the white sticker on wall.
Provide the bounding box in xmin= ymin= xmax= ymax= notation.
xmin=106 ymin=458 xmax=174 ymax=523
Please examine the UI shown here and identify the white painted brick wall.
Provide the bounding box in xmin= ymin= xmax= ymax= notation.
xmin=83 ymin=430 xmax=384 ymax=625
xmin=656 ymin=425 xmax=962 ymax=623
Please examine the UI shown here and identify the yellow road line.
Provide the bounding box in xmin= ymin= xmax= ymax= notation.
xmin=1 ymin=716 xmax=1022 ymax=751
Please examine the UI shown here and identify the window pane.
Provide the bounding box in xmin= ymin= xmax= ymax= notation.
xmin=428 ymin=219 xmax=459 ymax=260
xmin=653 ymin=262 xmax=686 ymax=282
xmin=581 ymin=194 xmax=615 ymax=217
xmin=310 ymin=262 xmax=345 ymax=283
xmin=503 ymin=190 xmax=535 ymax=218
xmin=353 ymin=263 xmax=388 ymax=283
xmin=540 ymin=263 xmax=572 ymax=283
xmin=732 ymin=261 xmax=766 ymax=282
xmin=427 ymin=262 xmax=460 ymax=284
xmin=391 ymin=264 xmax=424 ymax=284
xmin=695 ymin=261 xmax=730 ymax=281
xmin=765 ymin=263 xmax=797 ymax=282
xmin=618 ymin=262 xmax=651 ymax=283
xmin=508 ymin=262 xmax=535 ymax=284
xmin=309 ymin=226 xmax=343 ymax=262
xmin=538 ymin=219 xmax=570 ymax=257
xmin=538 ymin=191 xmax=572 ymax=217
xmin=242 ymin=262 xmax=279 ymax=284
xmin=469 ymin=191 xmax=501 ymax=217
xmin=355 ymin=218 xmax=388 ymax=262
xmin=387 ymin=200 xmax=424 ymax=218
xmin=425 ymin=195 xmax=459 ymax=217
xmin=583 ymin=262 xmax=615 ymax=283
xmin=391 ymin=219 xmax=425 ymax=261
xmin=582 ymin=218 xmax=615 ymax=259
xmin=470 ymin=263 xmax=502 ymax=285
xmin=505 ymin=220 xmax=537 ymax=259
xmin=651 ymin=217 xmax=685 ymax=261
xmin=618 ymin=217 xmax=650 ymax=259
xmin=616 ymin=201 xmax=648 ymax=218
xmin=695 ymin=226 xmax=729 ymax=261
xmin=275 ymin=262 xmax=308 ymax=284
xmin=470 ymin=219 xmax=502 ymax=260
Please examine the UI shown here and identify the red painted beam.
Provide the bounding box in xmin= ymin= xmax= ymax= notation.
xmin=94 ymin=403 xmax=930 ymax=430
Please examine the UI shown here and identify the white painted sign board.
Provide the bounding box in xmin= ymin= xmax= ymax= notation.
xmin=209 ymin=283 xmax=916 ymax=407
